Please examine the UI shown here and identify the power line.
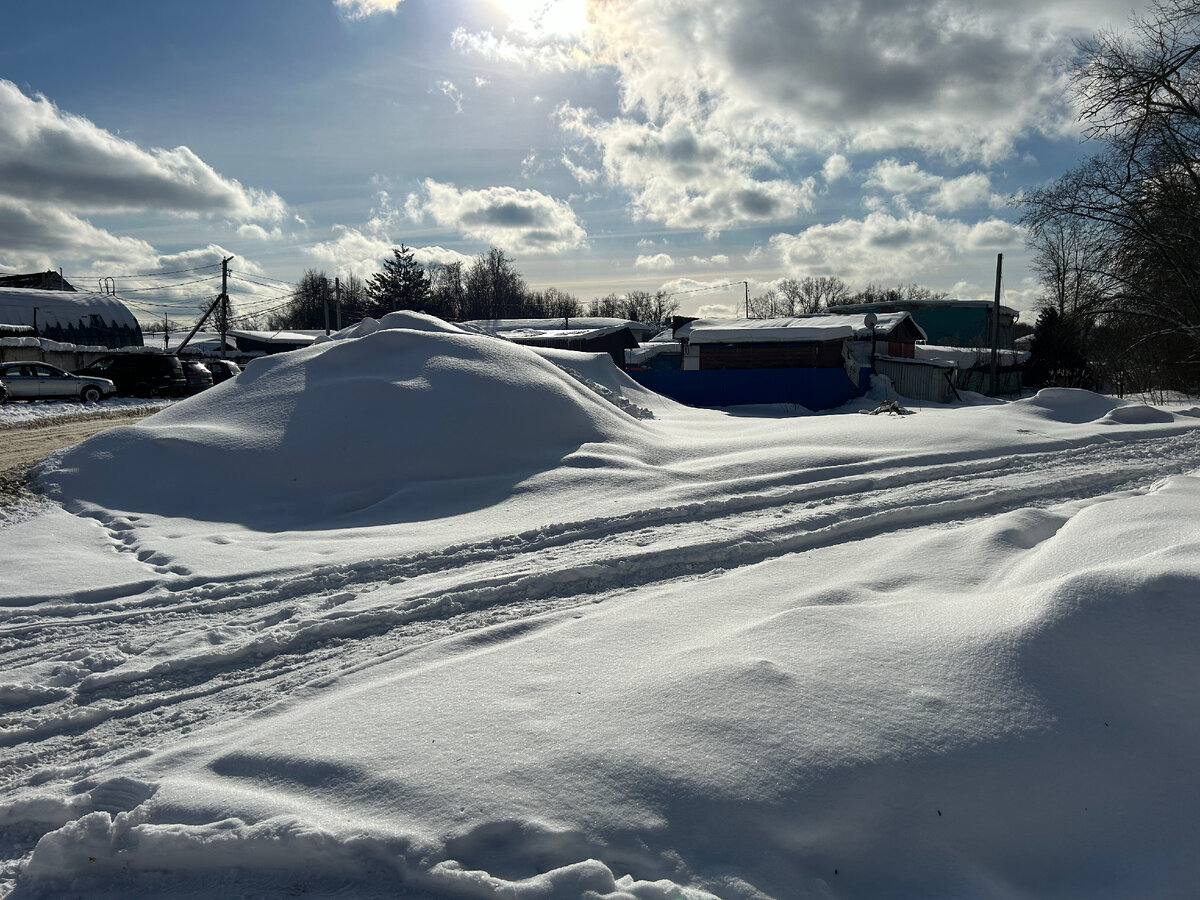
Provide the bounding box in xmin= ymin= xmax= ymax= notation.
xmin=667 ymin=281 xmax=746 ymax=297
xmin=229 ymin=269 xmax=296 ymax=287
xmin=87 ymin=263 xmax=223 ymax=279
xmin=106 ymin=274 xmax=223 ymax=293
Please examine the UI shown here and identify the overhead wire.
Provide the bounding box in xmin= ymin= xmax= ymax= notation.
xmin=667 ymin=281 xmax=746 ymax=297
xmin=83 ymin=263 xmax=223 ymax=279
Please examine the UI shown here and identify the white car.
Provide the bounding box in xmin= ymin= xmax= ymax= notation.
xmin=0 ymin=361 xmax=116 ymax=403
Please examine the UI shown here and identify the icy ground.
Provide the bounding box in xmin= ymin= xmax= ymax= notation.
xmin=3 ymin=312 xmax=1200 ymax=898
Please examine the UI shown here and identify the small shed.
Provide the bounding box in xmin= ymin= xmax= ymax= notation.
xmin=874 ymin=355 xmax=960 ymax=404
xmin=0 ymin=287 xmax=143 ymax=348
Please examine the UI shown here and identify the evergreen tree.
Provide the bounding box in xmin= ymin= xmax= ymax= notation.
xmin=1026 ymin=307 xmax=1093 ymax=389
xmin=367 ymin=245 xmax=431 ymax=316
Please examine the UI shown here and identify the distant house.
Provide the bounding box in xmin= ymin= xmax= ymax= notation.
xmin=0 ymin=286 xmax=143 ymax=348
xmin=625 ymin=313 xmax=927 ymax=409
xmin=462 ymin=318 xmax=651 ymax=366
xmin=827 ymin=298 xmax=1019 ymax=349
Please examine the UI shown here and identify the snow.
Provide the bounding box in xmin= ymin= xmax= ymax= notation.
xmin=3 ymin=313 xmax=1200 ymax=898
xmin=0 ymin=288 xmax=140 ymax=333
xmin=676 ymin=312 xmax=917 ymax=344
xmin=0 ymin=397 xmax=171 ymax=428
xmin=915 ymin=344 xmax=1031 ymax=367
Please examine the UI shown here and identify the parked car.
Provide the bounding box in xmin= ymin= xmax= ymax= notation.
xmin=0 ymin=361 xmax=116 ymax=402
xmin=181 ymin=359 xmax=214 ymax=394
xmin=76 ymin=353 xmax=187 ymax=398
xmin=205 ymin=358 xmax=241 ymax=384
xmin=0 ymin=378 xmax=8 ymax=404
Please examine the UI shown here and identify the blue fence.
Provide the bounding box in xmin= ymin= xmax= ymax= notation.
xmin=627 ymin=367 xmax=869 ymax=410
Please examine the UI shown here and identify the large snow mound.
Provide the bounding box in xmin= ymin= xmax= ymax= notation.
xmin=38 ymin=327 xmax=651 ymax=528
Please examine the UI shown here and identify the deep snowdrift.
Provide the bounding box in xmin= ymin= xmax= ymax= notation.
xmin=42 ymin=321 xmax=653 ymax=528
xmin=7 ymin=313 xmax=1200 ymax=899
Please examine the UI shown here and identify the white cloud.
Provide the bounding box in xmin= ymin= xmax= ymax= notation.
xmin=558 ymin=106 xmax=814 ymax=231
xmin=458 ymin=0 xmax=1112 ymax=183
xmin=561 ymin=153 xmax=600 ymax=185
xmin=307 ymin=221 xmax=474 ymax=279
xmin=0 ymin=80 xmax=285 ymax=222
xmin=822 ymin=154 xmax=850 ymax=184
xmin=635 ymin=253 xmax=675 ymax=270
xmin=416 ymin=179 xmax=586 ymax=253
xmin=768 ymin=210 xmax=1025 ymax=285
xmin=237 ymin=224 xmax=282 ymax=241
xmin=866 ymin=160 xmax=1004 ymax=212
xmin=436 ymin=81 xmax=464 ymax=114
xmin=0 ymin=196 xmax=156 ymax=272
xmin=333 ymin=0 xmax=404 ymax=20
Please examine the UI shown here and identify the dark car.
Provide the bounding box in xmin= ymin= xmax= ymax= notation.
xmin=76 ymin=353 xmax=187 ymax=398
xmin=0 ymin=361 xmax=116 ymax=402
xmin=205 ymin=358 xmax=241 ymax=384
xmin=181 ymin=359 xmax=214 ymax=394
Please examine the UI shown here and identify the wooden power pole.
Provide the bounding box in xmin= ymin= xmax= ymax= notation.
xmin=990 ymin=253 xmax=1003 ymax=395
xmin=220 ymin=255 xmax=233 ymax=359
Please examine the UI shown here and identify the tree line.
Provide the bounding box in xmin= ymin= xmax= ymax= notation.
xmin=1019 ymin=0 xmax=1200 ymax=396
xmin=745 ymin=278 xmax=949 ymax=317
xmin=263 ymin=246 xmax=683 ymax=331
xmin=264 ymin=243 xmax=955 ymax=335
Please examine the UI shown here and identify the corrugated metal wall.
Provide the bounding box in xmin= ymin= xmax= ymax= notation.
xmin=874 ymin=358 xmax=957 ymax=403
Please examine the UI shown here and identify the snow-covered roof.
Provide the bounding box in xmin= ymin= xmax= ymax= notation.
xmin=496 ymin=324 xmax=631 ymax=342
xmin=226 ymin=329 xmax=323 ymax=346
xmin=916 ymin=344 xmax=1031 ymax=366
xmin=676 ymin=312 xmax=921 ymax=344
xmin=0 ymin=287 xmax=140 ymax=332
xmin=626 ymin=341 xmax=682 ymax=364
xmin=830 ymin=298 xmax=1020 ymax=318
xmin=464 ymin=317 xmax=658 ymax=340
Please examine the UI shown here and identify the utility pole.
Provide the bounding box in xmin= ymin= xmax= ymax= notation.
xmin=743 ymin=281 xmax=750 ymax=318
xmin=335 ymin=277 xmax=342 ymax=331
xmin=163 ymin=313 xmax=169 ymax=350
xmin=322 ymin=276 xmax=331 ymax=335
xmin=219 ymin=255 xmax=234 ymax=359
xmin=990 ymin=253 xmax=1003 ymax=396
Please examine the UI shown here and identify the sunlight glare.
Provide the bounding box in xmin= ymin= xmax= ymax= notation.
xmin=492 ymin=0 xmax=587 ymax=36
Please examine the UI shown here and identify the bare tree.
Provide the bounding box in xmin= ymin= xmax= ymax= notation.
xmin=428 ymin=261 xmax=466 ymax=320
xmin=746 ymin=289 xmax=781 ymax=318
xmin=267 ymin=269 xmax=330 ymax=330
xmin=779 ymin=276 xmax=851 ymax=314
xmin=464 ymin=248 xmax=526 ymax=319
xmin=1020 ymin=0 xmax=1200 ymax=350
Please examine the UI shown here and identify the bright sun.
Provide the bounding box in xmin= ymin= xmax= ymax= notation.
xmin=491 ymin=0 xmax=587 ymax=35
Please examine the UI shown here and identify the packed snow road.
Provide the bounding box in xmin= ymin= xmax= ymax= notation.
xmin=4 ymin=423 xmax=1198 ymax=796
xmin=0 ymin=403 xmax=168 ymax=510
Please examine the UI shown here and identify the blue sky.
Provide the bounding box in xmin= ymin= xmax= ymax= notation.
xmin=0 ymin=0 xmax=1139 ymax=323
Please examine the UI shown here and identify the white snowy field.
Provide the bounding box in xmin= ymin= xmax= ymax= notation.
xmin=3 ymin=312 xmax=1200 ymax=899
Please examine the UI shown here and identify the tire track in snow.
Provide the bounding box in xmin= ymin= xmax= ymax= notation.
xmin=3 ymin=429 xmax=1199 ymax=784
